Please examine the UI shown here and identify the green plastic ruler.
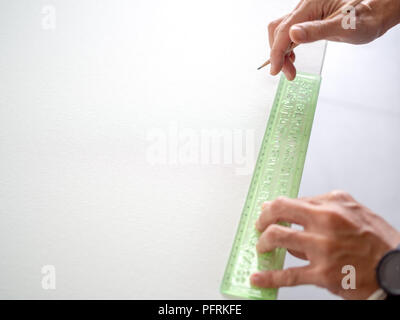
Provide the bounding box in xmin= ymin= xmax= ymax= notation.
xmin=221 ymin=72 xmax=321 ymax=300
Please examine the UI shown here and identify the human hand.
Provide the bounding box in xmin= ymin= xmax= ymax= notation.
xmin=250 ymin=191 xmax=400 ymax=299
xmin=268 ymin=0 xmax=400 ymax=80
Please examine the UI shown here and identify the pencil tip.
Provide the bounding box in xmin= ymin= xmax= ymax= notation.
xmin=257 ymin=60 xmax=271 ymax=71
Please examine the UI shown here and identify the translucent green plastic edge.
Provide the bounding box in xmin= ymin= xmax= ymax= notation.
xmin=220 ymin=72 xmax=321 ymax=300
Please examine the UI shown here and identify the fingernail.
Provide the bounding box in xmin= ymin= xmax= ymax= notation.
xmin=251 ymin=273 xmax=260 ymax=284
xmin=270 ymin=64 xmax=280 ymax=76
xmin=262 ymin=201 xmax=270 ymax=209
xmin=291 ymin=25 xmax=306 ymax=42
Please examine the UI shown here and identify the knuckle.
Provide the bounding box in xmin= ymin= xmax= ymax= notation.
xmin=329 ymin=190 xmax=351 ymax=201
xmin=270 ymin=196 xmax=288 ymax=212
xmin=343 ymin=200 xmax=362 ymax=210
xmin=273 ymin=21 xmax=290 ymax=39
xmin=265 ymin=224 xmax=281 ymax=240
xmin=268 ymin=20 xmax=278 ymax=33
xmin=277 ymin=22 xmax=289 ymax=33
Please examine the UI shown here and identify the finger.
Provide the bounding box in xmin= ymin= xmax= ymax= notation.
xmin=256 ymin=224 xmax=315 ymax=254
xmin=282 ymin=55 xmax=296 ymax=81
xmin=298 ymin=195 xmax=323 ymax=206
xmin=256 ymin=197 xmax=315 ymax=232
xmin=289 ymin=16 xmax=344 ymax=44
xmin=269 ymin=3 xmax=312 ymax=75
xmin=251 ymin=266 xmax=316 ymax=288
xmin=289 ymin=51 xmax=295 ymax=63
xmin=325 ymin=190 xmax=355 ymax=202
xmin=268 ymin=0 xmax=305 ymax=47
xmin=268 ymin=15 xmax=288 ymax=48
xmin=288 ymin=248 xmax=308 ymax=260
xmin=302 ymin=190 xmax=355 ymax=203
xmin=298 ymin=194 xmax=334 ymax=206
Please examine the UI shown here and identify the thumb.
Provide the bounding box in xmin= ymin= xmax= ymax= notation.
xmin=289 ymin=18 xmax=342 ymax=43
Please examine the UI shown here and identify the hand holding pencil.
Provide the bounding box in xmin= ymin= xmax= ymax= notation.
xmin=260 ymin=0 xmax=400 ymax=80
